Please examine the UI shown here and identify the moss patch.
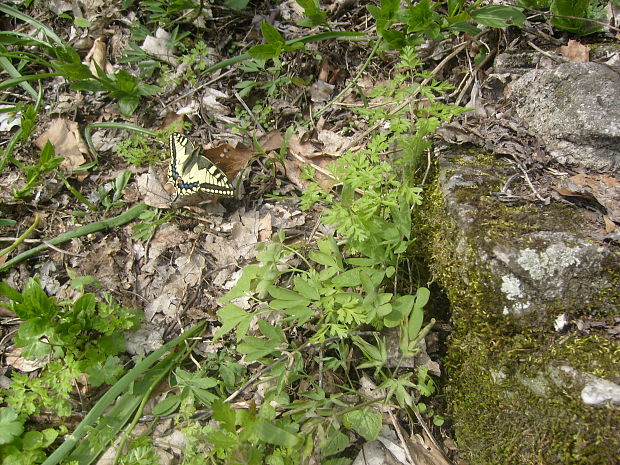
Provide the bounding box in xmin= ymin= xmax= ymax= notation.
xmin=418 ymin=148 xmax=620 ymax=464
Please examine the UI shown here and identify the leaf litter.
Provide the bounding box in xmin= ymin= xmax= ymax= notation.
xmin=1 ymin=1 xmax=618 ymax=463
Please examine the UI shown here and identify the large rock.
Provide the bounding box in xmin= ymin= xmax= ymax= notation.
xmin=508 ymin=62 xmax=620 ymax=171
xmin=421 ymin=146 xmax=620 ymax=465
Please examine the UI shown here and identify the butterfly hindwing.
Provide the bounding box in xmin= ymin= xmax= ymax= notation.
xmin=168 ymin=133 xmax=235 ymax=197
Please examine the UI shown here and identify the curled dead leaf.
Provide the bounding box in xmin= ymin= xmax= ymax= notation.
xmin=553 ymin=173 xmax=620 ymax=223
xmin=84 ymin=37 xmax=114 ymax=76
xmin=35 ymin=118 xmax=90 ymax=174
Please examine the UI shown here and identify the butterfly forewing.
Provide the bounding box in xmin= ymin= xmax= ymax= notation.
xmin=168 ymin=133 xmax=235 ymax=197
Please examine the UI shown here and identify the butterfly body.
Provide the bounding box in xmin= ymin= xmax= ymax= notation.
xmin=168 ymin=133 xmax=235 ymax=197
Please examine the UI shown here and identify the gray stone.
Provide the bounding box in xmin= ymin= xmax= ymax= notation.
xmin=435 ymin=149 xmax=619 ymax=324
xmin=422 ymin=146 xmax=620 ymax=463
xmin=508 ymin=62 xmax=620 ymax=171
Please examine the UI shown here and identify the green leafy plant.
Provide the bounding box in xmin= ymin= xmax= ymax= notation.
xmin=0 ymin=277 xmax=141 ymax=464
xmin=92 ymin=170 xmax=132 ymax=212
xmin=370 ymin=0 xmax=527 ymax=49
xmin=11 ymin=141 xmax=63 ymax=200
xmin=519 ymin=0 xmax=606 ymax=35
xmin=115 ymin=132 xmax=166 ymax=166
xmin=52 ymin=62 xmax=161 ymax=117
xmin=131 ymin=208 xmax=173 ymax=242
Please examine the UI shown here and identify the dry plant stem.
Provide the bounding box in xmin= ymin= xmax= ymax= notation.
xmin=0 ymin=212 xmax=39 ymax=257
xmin=41 ymin=240 xmax=86 ymax=257
xmin=341 ymin=38 xmax=475 ymax=153
xmin=0 ymin=203 xmax=149 ymax=273
xmin=166 ymin=68 xmax=236 ymax=106
xmin=510 ymin=155 xmax=549 ymax=202
xmin=313 ymin=38 xmax=382 ymax=121
xmin=527 ymin=41 xmax=566 ymax=63
xmin=388 ymin=409 xmax=416 ymax=465
xmin=420 ymin=148 xmax=432 ymax=186
xmin=234 ymin=90 xmax=266 ymax=133
xmin=406 ymin=405 xmax=453 ymax=464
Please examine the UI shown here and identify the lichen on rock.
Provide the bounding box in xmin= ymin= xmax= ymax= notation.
xmin=419 ymin=145 xmax=620 ymax=465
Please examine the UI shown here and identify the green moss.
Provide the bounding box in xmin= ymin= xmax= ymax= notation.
xmin=447 ymin=332 xmax=619 ymax=465
xmin=416 ymin=149 xmax=620 ymax=465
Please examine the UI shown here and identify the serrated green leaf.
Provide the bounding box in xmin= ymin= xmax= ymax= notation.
xmin=0 ymin=282 xmax=22 ymax=305
xmin=238 ymin=336 xmax=281 ymax=362
xmin=258 ymin=319 xmax=286 ymax=343
xmin=204 ymin=427 xmax=239 ymax=449
xmin=249 ymin=43 xmax=281 ymax=60
xmin=73 ymin=293 xmax=96 ymax=314
xmin=214 ymin=304 xmax=252 ymax=341
xmin=220 ymin=264 xmax=262 ymax=302
xmin=309 ymin=250 xmax=337 ymax=269
xmin=0 ymin=407 xmax=24 ymax=445
xmin=331 ymin=268 xmax=361 ymax=287
xmin=293 ymin=275 xmax=320 ymax=301
xmin=279 ymin=305 xmax=314 ymax=324
xmin=224 ymin=0 xmax=249 ymax=10
xmin=254 ymin=419 xmax=300 ymax=447
xmin=73 ymin=17 xmax=91 ymax=28
xmin=320 ymin=427 xmax=349 ymax=456
xmin=267 ymin=286 xmax=310 ymax=306
xmin=343 ymin=408 xmax=381 ymax=441
xmin=212 ymin=399 xmax=236 ymax=432
xmin=261 ymin=21 xmax=285 ymax=46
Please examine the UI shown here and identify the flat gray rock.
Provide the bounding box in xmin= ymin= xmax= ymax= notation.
xmin=508 ymin=62 xmax=620 ymax=171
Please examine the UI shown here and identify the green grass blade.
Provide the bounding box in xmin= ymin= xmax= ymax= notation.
xmin=0 ymin=203 xmax=149 ymax=273
xmin=0 ymin=73 xmax=60 ymax=91
xmin=68 ymin=352 xmax=178 ymax=464
xmin=41 ymin=322 xmax=205 ymax=465
xmin=0 ymin=53 xmax=38 ymax=99
xmin=0 ymin=4 xmax=65 ymax=46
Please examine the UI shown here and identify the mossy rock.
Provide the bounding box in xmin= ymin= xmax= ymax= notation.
xmin=419 ymin=146 xmax=620 ymax=464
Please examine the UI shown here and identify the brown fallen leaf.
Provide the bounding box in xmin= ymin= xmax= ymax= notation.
xmin=285 ymin=133 xmax=338 ymax=192
xmin=84 ymin=37 xmax=114 ymax=76
xmin=559 ymin=39 xmax=589 ymax=62
xmin=203 ymin=143 xmax=254 ymax=181
xmin=258 ymin=130 xmax=284 ymax=152
xmin=553 ymin=173 xmax=620 ymax=223
xmin=35 ymin=118 xmax=90 ymax=174
xmin=603 ymin=215 xmax=616 ymax=233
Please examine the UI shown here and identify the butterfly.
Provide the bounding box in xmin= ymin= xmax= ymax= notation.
xmin=168 ymin=133 xmax=235 ymax=198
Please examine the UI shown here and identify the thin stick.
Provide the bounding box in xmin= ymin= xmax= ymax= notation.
xmin=0 ymin=203 xmax=149 ymax=273
xmin=340 ymin=39 xmax=473 ymax=153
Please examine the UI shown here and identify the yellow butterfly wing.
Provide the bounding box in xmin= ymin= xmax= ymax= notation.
xmin=168 ymin=133 xmax=235 ymax=197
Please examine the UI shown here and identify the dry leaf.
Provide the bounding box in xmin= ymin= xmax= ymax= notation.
xmin=258 ymin=130 xmax=284 ymax=152
xmin=201 ymin=88 xmax=230 ymax=117
xmin=5 ymin=348 xmax=45 ymax=372
xmin=603 ymin=215 xmax=616 ymax=233
xmin=554 ymin=173 xmax=620 ymax=223
xmin=258 ymin=213 xmax=272 ymax=242
xmin=141 ymin=28 xmax=178 ymax=65
xmin=35 ymin=118 xmax=89 ymax=173
xmin=136 ymin=167 xmax=173 ymax=209
xmin=203 ymin=144 xmax=254 ymax=180
xmin=84 ymin=37 xmax=113 ymax=76
xmin=559 ymin=40 xmax=589 ymax=62
xmin=404 ymin=432 xmax=453 ymax=465
xmin=318 ymin=129 xmax=349 ymax=153
xmin=310 ymin=80 xmax=335 ymax=102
